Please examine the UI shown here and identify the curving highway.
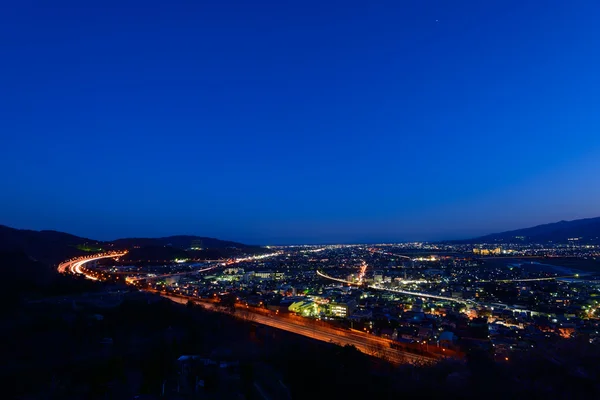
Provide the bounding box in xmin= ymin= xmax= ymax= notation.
xmin=58 ymin=252 xmax=128 ymax=277
xmin=317 ymin=270 xmax=477 ymax=306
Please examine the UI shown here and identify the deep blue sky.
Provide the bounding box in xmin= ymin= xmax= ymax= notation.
xmin=2 ymin=1 xmax=600 ymax=244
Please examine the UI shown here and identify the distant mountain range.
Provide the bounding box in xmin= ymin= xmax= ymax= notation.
xmin=4 ymin=215 xmax=600 ymax=266
xmin=456 ymin=216 xmax=600 ymax=244
xmin=110 ymin=235 xmax=248 ymax=250
xmin=0 ymin=224 xmax=255 ymax=265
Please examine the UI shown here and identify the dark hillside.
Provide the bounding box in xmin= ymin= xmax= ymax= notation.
xmin=0 ymin=225 xmax=98 ymax=265
xmin=454 ymin=217 xmax=600 ymax=244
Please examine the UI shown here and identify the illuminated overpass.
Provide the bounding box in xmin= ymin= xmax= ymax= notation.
xmin=316 ymin=270 xmax=476 ymax=306
xmin=368 ymin=248 xmax=413 ymax=261
xmin=125 ymin=263 xmax=221 ymax=284
xmin=492 ymin=275 xmax=584 ymax=283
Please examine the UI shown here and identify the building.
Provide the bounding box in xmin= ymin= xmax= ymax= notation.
xmin=254 ymin=271 xmax=272 ymax=280
xmin=253 ymin=271 xmax=285 ymax=280
xmin=473 ymin=247 xmax=501 ymax=256
xmin=288 ymin=300 xmax=317 ymax=316
xmin=328 ymin=300 xmax=357 ymax=318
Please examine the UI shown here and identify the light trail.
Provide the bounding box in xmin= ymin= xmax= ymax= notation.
xmin=371 ymin=285 xmax=476 ymax=306
xmin=57 ymin=252 xmax=128 ymax=279
xmin=357 ymin=260 xmax=368 ymax=284
xmin=126 ymin=263 xmax=222 ymax=283
xmin=368 ymin=248 xmax=413 ymax=260
xmin=317 ymin=270 xmax=355 ymax=285
xmin=127 ymin=251 xmax=284 ymax=283
xmin=60 ymin=251 xmax=283 ymax=285
xmin=493 ymin=275 xmax=583 ymax=283
xmin=478 ymin=274 xmax=587 ymax=284
xmin=160 ymin=293 xmax=437 ymax=365
xmin=316 ymin=270 xmax=476 ymax=306
xmin=225 ymin=251 xmax=283 ymax=264
xmin=59 ymin=250 xmax=284 ymax=284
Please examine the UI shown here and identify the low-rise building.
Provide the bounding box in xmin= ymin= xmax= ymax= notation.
xmin=329 ymin=300 xmax=357 ymax=318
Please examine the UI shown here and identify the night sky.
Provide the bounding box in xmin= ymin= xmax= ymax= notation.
xmin=2 ymin=1 xmax=600 ymax=244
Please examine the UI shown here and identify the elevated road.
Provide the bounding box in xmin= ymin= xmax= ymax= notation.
xmin=367 ymin=248 xmax=413 ymax=260
xmin=125 ymin=263 xmax=221 ymax=284
xmin=161 ymin=294 xmax=437 ymax=365
xmin=317 ymin=270 xmax=477 ymax=306
xmin=489 ymin=274 xmax=586 ymax=283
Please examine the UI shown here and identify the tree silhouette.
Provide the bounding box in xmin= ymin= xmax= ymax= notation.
xmin=219 ymin=293 xmax=237 ymax=314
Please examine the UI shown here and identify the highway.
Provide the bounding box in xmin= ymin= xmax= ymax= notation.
xmin=370 ymin=285 xmax=477 ymax=306
xmin=489 ymin=274 xmax=585 ymax=283
xmin=125 ymin=263 xmax=221 ymax=284
xmin=125 ymin=251 xmax=283 ymax=283
xmin=161 ymin=294 xmax=436 ymax=365
xmin=57 ymin=252 xmax=128 ymax=276
xmin=368 ymin=248 xmax=413 ymax=260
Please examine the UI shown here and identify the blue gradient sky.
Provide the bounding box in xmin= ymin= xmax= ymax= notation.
xmin=1 ymin=1 xmax=600 ymax=244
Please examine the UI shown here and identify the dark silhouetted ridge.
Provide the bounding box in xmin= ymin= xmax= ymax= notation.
xmin=455 ymin=216 xmax=600 ymax=244
xmin=110 ymin=235 xmax=249 ymax=249
xmin=0 ymin=225 xmax=98 ymax=264
xmin=0 ymin=225 xmax=260 ymax=267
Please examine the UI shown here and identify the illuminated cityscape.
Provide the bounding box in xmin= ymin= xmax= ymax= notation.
xmin=4 ymin=0 xmax=600 ymax=397
xmin=59 ymin=240 xmax=600 ymax=365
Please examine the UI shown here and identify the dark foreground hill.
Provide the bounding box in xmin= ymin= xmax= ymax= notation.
xmin=456 ymin=217 xmax=600 ymax=244
xmin=5 ymin=271 xmax=600 ymax=400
